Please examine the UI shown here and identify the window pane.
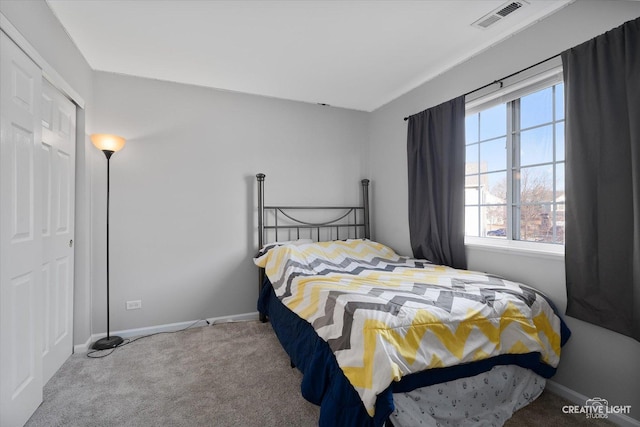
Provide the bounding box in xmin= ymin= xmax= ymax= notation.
xmin=466 ymin=114 xmax=479 ymax=143
xmin=480 ymin=137 xmax=506 ymax=172
xmin=521 ymin=125 xmax=553 ymax=166
xmin=480 ymin=171 xmax=507 ymax=203
xmin=519 ymin=203 xmax=564 ymax=244
xmin=555 ymin=203 xmax=566 ymax=244
xmin=465 ymin=206 xmax=479 ymax=237
xmin=550 ymin=203 xmax=565 ymax=244
xmin=556 ymin=162 xmax=565 ymax=193
xmin=521 ymin=87 xmax=552 ymax=129
xmin=556 ymin=122 xmax=564 ymax=161
xmin=520 ymin=203 xmax=553 ymax=242
xmin=465 ymin=177 xmax=480 ymax=205
xmin=465 ymin=174 xmax=479 ymax=187
xmin=555 ymin=83 xmax=564 ymax=120
xmin=479 ymin=104 xmax=506 ymax=140
xmin=482 ymin=205 xmax=507 ymax=238
xmin=466 ymin=144 xmax=479 ymax=174
xmin=518 ymin=165 xmax=554 ymax=204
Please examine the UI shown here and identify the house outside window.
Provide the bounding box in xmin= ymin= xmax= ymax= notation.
xmin=465 ymin=69 xmax=565 ymax=244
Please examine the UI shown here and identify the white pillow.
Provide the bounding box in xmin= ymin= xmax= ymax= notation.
xmin=256 ymin=239 xmax=314 ymax=257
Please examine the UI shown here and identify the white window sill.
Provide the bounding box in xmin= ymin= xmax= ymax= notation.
xmin=464 ymin=236 xmax=564 ymax=260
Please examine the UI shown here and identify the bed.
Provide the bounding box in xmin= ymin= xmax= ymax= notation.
xmin=253 ymin=173 xmax=571 ymax=427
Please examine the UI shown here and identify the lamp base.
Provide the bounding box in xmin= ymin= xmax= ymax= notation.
xmin=92 ymin=335 xmax=124 ymax=350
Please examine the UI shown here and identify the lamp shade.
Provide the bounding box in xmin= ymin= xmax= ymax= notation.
xmin=91 ymin=134 xmax=126 ymax=152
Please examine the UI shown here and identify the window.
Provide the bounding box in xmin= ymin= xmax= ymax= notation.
xmin=465 ymin=73 xmax=565 ymax=244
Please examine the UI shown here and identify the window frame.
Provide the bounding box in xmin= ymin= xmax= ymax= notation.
xmin=464 ymin=64 xmax=565 ymax=257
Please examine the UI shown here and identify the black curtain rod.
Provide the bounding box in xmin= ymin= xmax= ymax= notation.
xmin=403 ymin=52 xmax=561 ymax=121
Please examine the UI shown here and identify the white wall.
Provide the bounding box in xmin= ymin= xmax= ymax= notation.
xmin=0 ymin=0 xmax=95 ymax=347
xmin=91 ymin=71 xmax=368 ymax=332
xmin=368 ymin=0 xmax=640 ymax=420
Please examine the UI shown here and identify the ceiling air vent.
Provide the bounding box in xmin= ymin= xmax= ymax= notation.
xmin=472 ymin=1 xmax=528 ymax=29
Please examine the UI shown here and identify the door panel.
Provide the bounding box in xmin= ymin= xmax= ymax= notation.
xmin=41 ymin=78 xmax=75 ymax=386
xmin=41 ymin=143 xmax=52 ymax=237
xmin=1 ymin=30 xmax=44 ymax=427
xmin=55 ymin=150 xmax=71 ymax=233
xmin=12 ymin=127 xmax=34 ymax=239
xmin=11 ymin=273 xmax=36 ymax=395
xmin=41 ymin=262 xmax=52 ymax=359
xmin=54 ymin=257 xmax=71 ymax=345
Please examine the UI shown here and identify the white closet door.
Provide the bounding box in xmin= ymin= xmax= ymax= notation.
xmin=0 ymin=30 xmax=44 ymax=427
xmin=41 ymin=79 xmax=75 ymax=385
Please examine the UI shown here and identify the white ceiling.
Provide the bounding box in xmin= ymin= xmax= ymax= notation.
xmin=46 ymin=0 xmax=572 ymax=112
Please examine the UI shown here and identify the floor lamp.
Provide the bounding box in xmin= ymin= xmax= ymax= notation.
xmin=91 ymin=134 xmax=126 ymax=350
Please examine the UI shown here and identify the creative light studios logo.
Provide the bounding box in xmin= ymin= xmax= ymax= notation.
xmin=562 ymin=397 xmax=632 ymax=419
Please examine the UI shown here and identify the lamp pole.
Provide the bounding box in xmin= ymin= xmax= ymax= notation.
xmin=91 ymin=134 xmax=126 ymax=350
xmin=104 ymin=150 xmax=114 ymax=341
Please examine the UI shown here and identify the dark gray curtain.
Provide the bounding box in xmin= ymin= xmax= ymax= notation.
xmin=562 ymin=17 xmax=640 ymax=341
xmin=407 ymin=96 xmax=466 ymax=269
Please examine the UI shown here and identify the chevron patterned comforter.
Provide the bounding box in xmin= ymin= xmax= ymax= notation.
xmin=254 ymin=239 xmax=566 ymax=418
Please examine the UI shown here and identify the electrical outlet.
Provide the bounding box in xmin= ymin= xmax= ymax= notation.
xmin=126 ymin=300 xmax=142 ymax=310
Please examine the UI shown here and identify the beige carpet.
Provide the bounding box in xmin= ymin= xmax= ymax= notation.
xmin=25 ymin=321 xmax=615 ymax=427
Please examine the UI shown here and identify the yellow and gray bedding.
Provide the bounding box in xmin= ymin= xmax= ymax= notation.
xmin=254 ymin=239 xmax=564 ymax=417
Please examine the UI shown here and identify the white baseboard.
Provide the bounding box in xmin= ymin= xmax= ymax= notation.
xmin=73 ymin=336 xmax=93 ymax=354
xmin=76 ymin=311 xmax=260 ymax=354
xmin=546 ymin=380 xmax=639 ymax=427
xmin=207 ymin=311 xmax=260 ymax=325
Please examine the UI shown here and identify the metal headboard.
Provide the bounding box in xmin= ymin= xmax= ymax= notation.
xmin=256 ymin=173 xmax=370 ymax=248
xmin=256 ymin=173 xmax=370 ymax=321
